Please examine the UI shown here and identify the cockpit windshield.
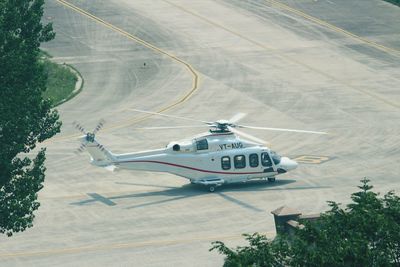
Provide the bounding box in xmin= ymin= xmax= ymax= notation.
xmin=270 ymin=151 xmax=281 ymax=165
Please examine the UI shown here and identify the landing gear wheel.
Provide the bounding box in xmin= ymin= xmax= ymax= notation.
xmin=208 ymin=186 xmax=216 ymax=192
xmin=267 ymin=177 xmax=276 ymax=182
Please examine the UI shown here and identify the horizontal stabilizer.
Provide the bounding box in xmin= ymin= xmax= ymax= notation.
xmin=104 ymin=165 xmax=117 ymax=172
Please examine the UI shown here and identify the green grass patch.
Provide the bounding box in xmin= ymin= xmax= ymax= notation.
xmin=383 ymin=0 xmax=400 ymax=6
xmin=42 ymin=60 xmax=78 ymax=105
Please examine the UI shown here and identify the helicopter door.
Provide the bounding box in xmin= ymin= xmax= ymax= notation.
xmin=261 ymin=152 xmax=275 ymax=173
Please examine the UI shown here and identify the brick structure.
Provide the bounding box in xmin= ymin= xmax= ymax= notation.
xmin=271 ymin=206 xmax=321 ymax=235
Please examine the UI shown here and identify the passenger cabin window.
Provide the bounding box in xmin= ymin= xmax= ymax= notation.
xmin=249 ymin=153 xmax=259 ymax=167
xmin=261 ymin=152 xmax=272 ymax=167
xmin=234 ymin=155 xmax=246 ymax=169
xmin=196 ymin=139 xmax=208 ymax=150
xmin=221 ymin=156 xmax=231 ymax=170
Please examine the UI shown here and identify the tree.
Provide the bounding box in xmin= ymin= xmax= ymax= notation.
xmin=384 ymin=0 xmax=400 ymax=7
xmin=0 ymin=0 xmax=61 ymax=236
xmin=211 ymin=233 xmax=290 ymax=267
xmin=211 ymin=178 xmax=400 ymax=266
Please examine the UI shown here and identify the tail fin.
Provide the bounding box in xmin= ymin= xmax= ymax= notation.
xmin=78 ymin=134 xmax=115 ymax=167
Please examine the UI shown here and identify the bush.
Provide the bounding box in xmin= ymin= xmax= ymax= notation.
xmin=42 ymin=60 xmax=77 ymax=105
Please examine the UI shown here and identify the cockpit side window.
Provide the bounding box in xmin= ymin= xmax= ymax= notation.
xmin=270 ymin=151 xmax=281 ymax=165
xmin=249 ymin=153 xmax=259 ymax=167
xmin=196 ymin=139 xmax=208 ymax=150
xmin=221 ymin=156 xmax=231 ymax=170
xmin=261 ymin=152 xmax=272 ymax=167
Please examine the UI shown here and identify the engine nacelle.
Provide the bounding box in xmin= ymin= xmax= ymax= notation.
xmin=167 ymin=141 xmax=194 ymax=152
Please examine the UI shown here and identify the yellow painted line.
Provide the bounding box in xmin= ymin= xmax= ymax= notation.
xmin=164 ymin=0 xmax=275 ymax=51
xmin=265 ymin=0 xmax=400 ymax=56
xmin=48 ymin=0 xmax=200 ymax=143
xmin=164 ymin=0 xmax=400 ymax=109
xmin=293 ymin=155 xmax=333 ymax=164
xmin=0 ymin=232 xmax=275 ymax=258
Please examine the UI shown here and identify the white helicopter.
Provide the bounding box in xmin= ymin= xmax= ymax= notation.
xmin=74 ymin=110 xmax=327 ymax=192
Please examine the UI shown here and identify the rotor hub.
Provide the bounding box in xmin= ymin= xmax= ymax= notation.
xmin=209 ymin=120 xmax=236 ymax=133
xmin=86 ymin=133 xmax=95 ymax=142
xmin=210 ymin=125 xmax=230 ymax=133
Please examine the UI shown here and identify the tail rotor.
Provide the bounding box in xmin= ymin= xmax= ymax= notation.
xmin=73 ymin=119 xmax=106 ymax=153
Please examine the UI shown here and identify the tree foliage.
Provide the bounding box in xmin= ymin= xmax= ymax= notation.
xmin=0 ymin=0 xmax=61 ymax=236
xmin=211 ymin=178 xmax=400 ymax=266
xmin=384 ymin=0 xmax=400 ymax=7
xmin=211 ymin=233 xmax=290 ymax=267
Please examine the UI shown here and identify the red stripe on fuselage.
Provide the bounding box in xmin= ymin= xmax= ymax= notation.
xmin=118 ymin=160 xmax=265 ymax=175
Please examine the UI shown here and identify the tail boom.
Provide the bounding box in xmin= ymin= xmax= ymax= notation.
xmin=79 ymin=135 xmax=115 ymax=167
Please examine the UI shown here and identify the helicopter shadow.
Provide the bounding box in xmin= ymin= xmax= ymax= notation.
xmin=70 ymin=179 xmax=330 ymax=212
xmin=118 ymin=179 xmax=326 ymax=193
xmin=125 ymin=179 xmax=330 ymax=211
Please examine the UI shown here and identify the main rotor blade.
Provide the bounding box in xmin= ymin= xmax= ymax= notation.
xmin=238 ymin=125 xmax=328 ymax=135
xmin=93 ymin=119 xmax=105 ymax=134
xmin=228 ymin=113 xmax=247 ymax=124
xmin=74 ymin=143 xmax=87 ymax=154
xmin=129 ymin=109 xmax=211 ymax=124
xmin=131 ymin=125 xmax=207 ymax=130
xmin=228 ymin=126 xmax=270 ymax=145
xmin=72 ymin=121 xmax=87 ymax=134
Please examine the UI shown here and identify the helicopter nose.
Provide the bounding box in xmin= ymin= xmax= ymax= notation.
xmin=280 ymin=157 xmax=298 ymax=171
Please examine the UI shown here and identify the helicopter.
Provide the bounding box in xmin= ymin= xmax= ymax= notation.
xmin=74 ymin=110 xmax=327 ymax=192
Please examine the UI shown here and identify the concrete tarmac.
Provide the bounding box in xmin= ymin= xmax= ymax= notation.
xmin=1 ymin=0 xmax=400 ymax=266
